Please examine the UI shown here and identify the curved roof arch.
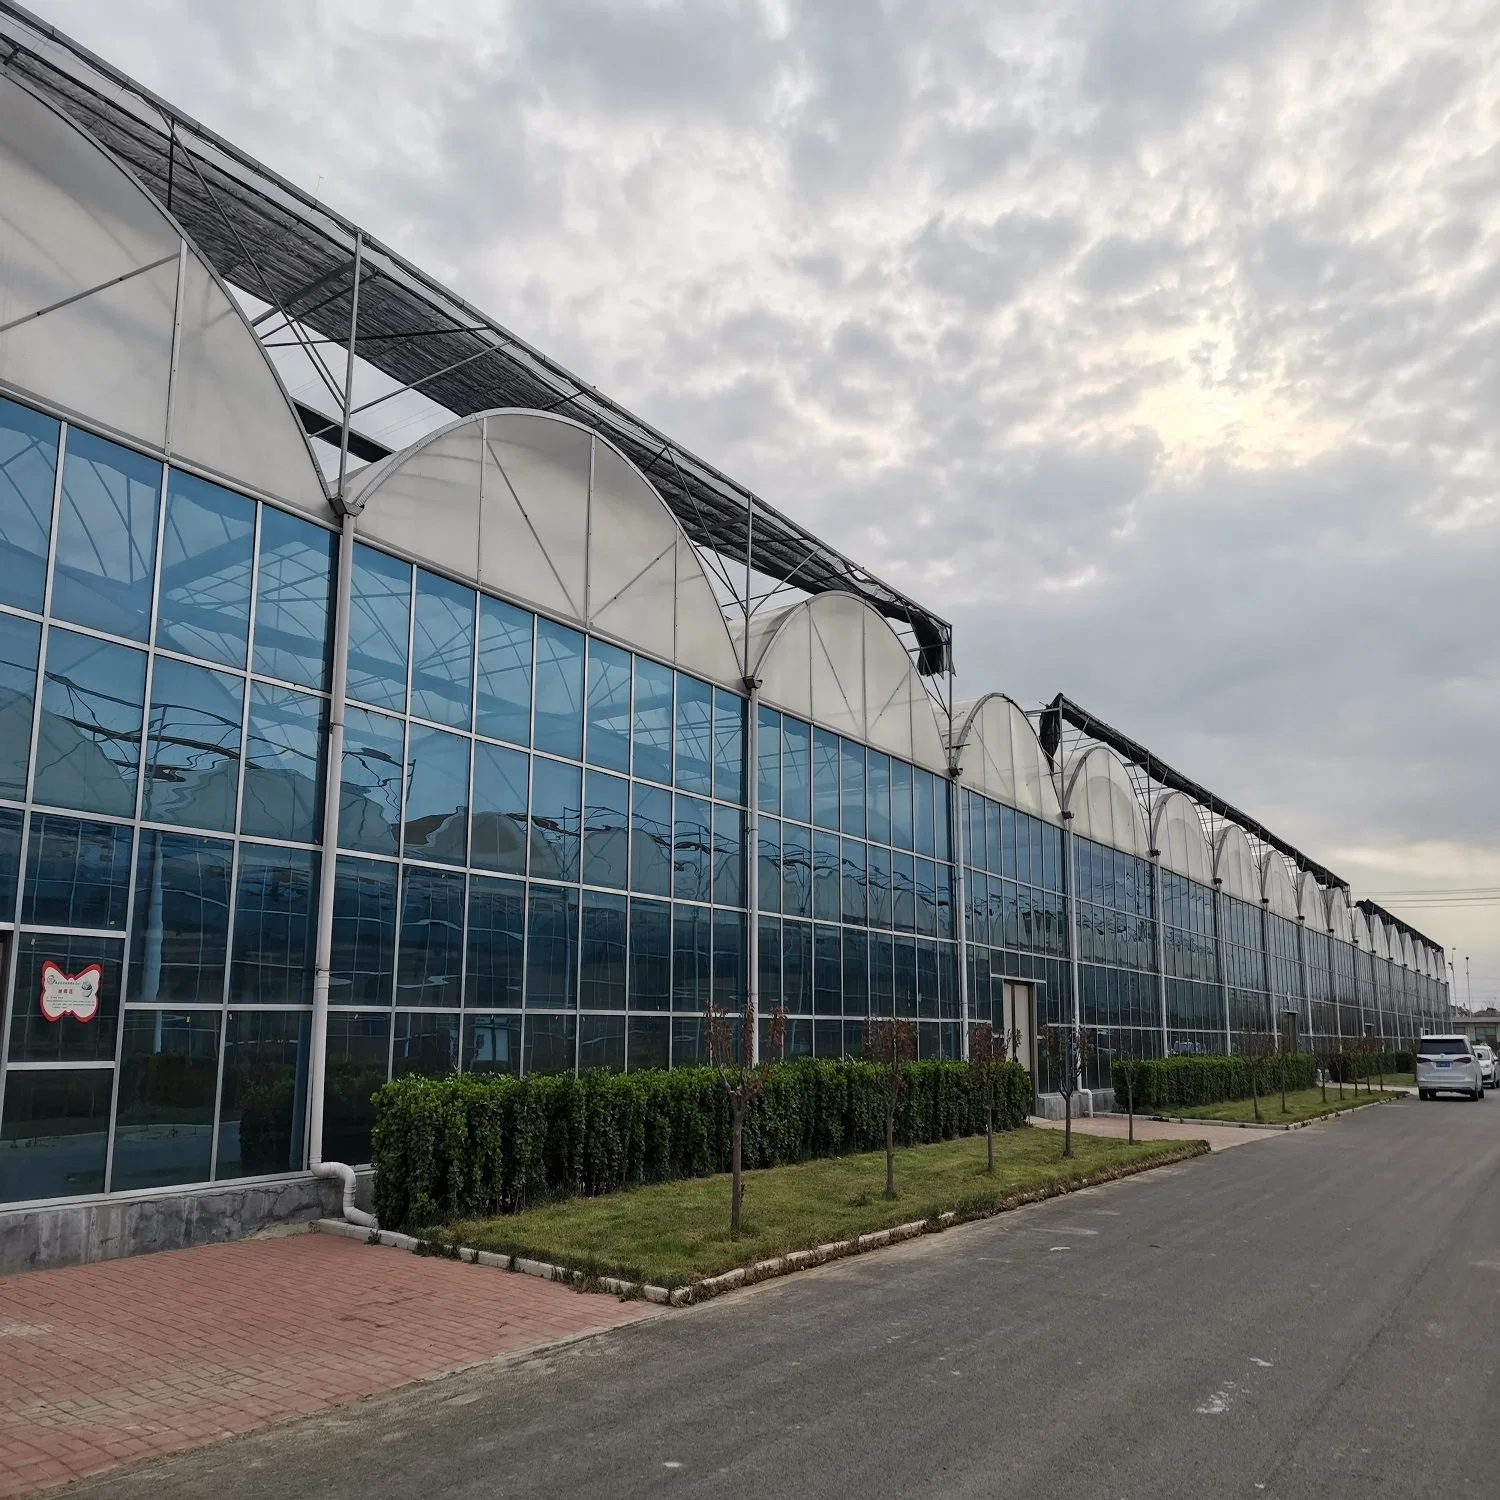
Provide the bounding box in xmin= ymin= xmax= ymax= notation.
xmin=1399 ymin=931 xmax=1416 ymax=971
xmin=1152 ymin=791 xmax=1214 ymax=884
xmin=1368 ymin=914 xmax=1391 ymax=962
xmin=0 ymin=71 xmax=326 ymax=515
xmin=1328 ymin=886 xmax=1354 ymax=943
xmin=951 ymin=694 xmax=1060 ymax=824
xmin=745 ymin=592 xmax=948 ymax=772
xmin=347 ymin=409 xmax=743 ymax=689
xmin=1261 ymin=853 xmax=1299 ymax=920
xmin=1214 ymin=825 xmax=1260 ymax=904
xmin=1061 ymin=746 xmax=1150 ymax=859
xmin=1297 ymin=869 xmax=1329 ymax=931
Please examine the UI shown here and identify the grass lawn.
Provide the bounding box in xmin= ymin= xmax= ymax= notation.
xmin=440 ymin=1128 xmax=1201 ymax=1289
xmin=1155 ymin=1085 xmax=1402 ymax=1126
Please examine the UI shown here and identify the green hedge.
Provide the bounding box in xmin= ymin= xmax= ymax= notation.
xmin=371 ymin=1057 xmax=1034 ymax=1231
xmin=1327 ymin=1048 xmax=1413 ymax=1082
xmin=1110 ymin=1053 xmax=1318 ymax=1112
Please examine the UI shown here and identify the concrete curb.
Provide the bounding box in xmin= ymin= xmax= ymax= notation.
xmin=1143 ymin=1091 xmax=1404 ymax=1132
xmin=314 ymin=1140 xmax=1209 ymax=1309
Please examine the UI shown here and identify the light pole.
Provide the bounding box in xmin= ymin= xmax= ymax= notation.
xmin=1467 ymin=956 xmax=1473 ymax=1011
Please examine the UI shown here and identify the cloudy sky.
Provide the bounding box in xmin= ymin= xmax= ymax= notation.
xmin=46 ymin=0 xmax=1500 ymax=999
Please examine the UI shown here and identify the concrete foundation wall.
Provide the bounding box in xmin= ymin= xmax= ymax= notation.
xmin=1034 ymin=1088 xmax=1116 ymax=1119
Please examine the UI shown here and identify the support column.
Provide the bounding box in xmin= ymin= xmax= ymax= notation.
xmin=952 ymin=770 xmax=969 ymax=1059
xmin=1062 ymin=813 xmax=1081 ymax=1034
xmin=746 ymin=681 xmax=761 ymax=1064
xmin=1213 ymin=883 xmax=1231 ymax=1053
xmin=1149 ymin=851 xmax=1167 ymax=1056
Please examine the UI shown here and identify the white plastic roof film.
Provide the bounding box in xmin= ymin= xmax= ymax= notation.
xmin=347 ymin=410 xmax=743 ymax=689
xmin=1297 ymin=869 xmax=1329 ymax=931
xmin=1328 ymin=886 xmax=1354 ymax=943
xmin=1214 ymin=824 xmax=1260 ymax=904
xmin=1261 ymin=853 xmax=1299 ymax=920
xmin=1152 ymin=790 xmax=1214 ymax=884
xmin=1061 ymin=746 xmax=1150 ymax=859
xmin=951 ymin=694 xmax=1061 ymax=824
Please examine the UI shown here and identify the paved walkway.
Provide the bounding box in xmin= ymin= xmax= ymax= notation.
xmin=1030 ymin=1112 xmax=1279 ymax=1151
xmin=0 ymin=1230 xmax=655 ymax=1497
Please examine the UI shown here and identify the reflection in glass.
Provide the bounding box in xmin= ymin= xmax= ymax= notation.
xmin=672 ymin=904 xmax=710 ymax=1014
xmin=758 ymin=916 xmax=781 ymax=1011
xmin=781 ymin=821 xmax=811 ymax=919
xmin=813 ymin=924 xmax=840 ymax=1015
xmin=580 ymin=891 xmax=627 ymax=1010
xmin=812 ymin=730 xmax=840 ymax=830
xmin=0 ymin=394 xmax=57 ymax=614
xmin=53 ymin=428 xmax=160 ymax=641
xmin=812 ymin=831 xmax=840 ymax=922
xmin=533 ymin=618 xmax=584 ymax=759
xmin=242 ymin=683 xmax=325 ymax=843
xmin=331 ymin=857 xmax=397 ymax=1006
xmin=216 ymin=1009 xmax=309 ymax=1179
xmin=675 ymin=675 xmax=712 ymax=795
xmin=34 ymin=628 xmax=146 ymax=818
xmin=466 ymin=875 xmax=524 ymax=1010
xmin=348 ymin=544 xmax=410 ymax=711
xmin=0 ymin=806 xmax=20 ymax=918
xmin=23 ymin=814 xmax=133 ymax=929
xmin=128 ymin=831 xmax=232 ymax=1005
xmin=629 ymin=898 xmax=670 ymax=1011
xmin=582 ymin=770 xmax=629 ymax=890
xmin=0 ymin=611 xmax=39 ymax=799
xmin=471 ymin=741 xmax=528 ymax=875
xmin=783 ymin=919 xmax=812 ymax=1015
xmin=525 ymin=884 xmax=578 ymax=1008
xmin=713 ymin=687 xmax=743 ymax=804
xmin=585 ymin=640 xmax=631 ymax=773
xmin=842 ymin=928 xmax=869 ymax=1016
xmin=529 ymin=757 xmax=581 ymax=881
xmin=757 ymin=705 xmax=781 ymax=814
xmin=396 ymin=867 xmax=464 ymax=1007
xmin=627 ymin=1015 xmax=669 ymax=1072
xmin=0 ymin=1070 xmax=113 ymax=1203
xmin=230 ymin=845 xmax=317 ymax=1004
xmin=867 ymin=752 xmax=891 ymax=845
xmin=475 ymin=595 xmax=532 ymax=745
xmin=629 ymin=782 xmax=671 ymax=897
xmin=253 ymin=507 xmax=335 ymax=690
xmin=465 ymin=1013 xmax=521 ymax=1075
xmin=9 ymin=932 xmax=123 ymax=1062
xmin=403 ymin=725 xmax=469 ymax=865
xmin=867 ymin=843 xmax=892 ymax=929
xmin=713 ymin=802 xmax=743 ymax=907
xmin=411 ymin=569 xmax=474 ymax=728
xmin=339 ymin=707 xmax=404 ymax=855
xmin=891 ymin=759 xmax=914 ymax=851
xmin=782 ymin=717 xmax=811 ymax=824
xmin=392 ymin=1012 xmax=461 ymax=1078
xmin=841 ymin=837 xmax=867 ymax=925
xmin=112 ymin=1010 xmax=220 ymax=1190
xmin=156 ymin=473 xmax=254 ymax=667
xmin=324 ymin=1011 xmax=391 ymax=1163
xmin=579 ymin=1013 xmax=624 ymax=1072
xmin=713 ymin=910 xmax=743 ymax=1006
xmin=757 ymin=816 xmax=781 ymax=916
xmin=142 ymin=657 xmax=244 ymax=831
xmin=632 ymin=657 xmax=673 ymax=785
xmin=673 ymin=794 xmax=712 ymax=904
xmin=840 ymin=740 xmax=865 ymax=838
xmin=523 ymin=1013 xmax=576 ymax=1075
xmin=870 ymin=932 xmax=895 ymax=1015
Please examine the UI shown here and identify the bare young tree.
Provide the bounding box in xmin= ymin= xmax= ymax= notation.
xmin=1314 ymin=1042 xmax=1331 ymax=1104
xmin=968 ymin=1023 xmax=1005 ymax=1172
xmin=863 ymin=1018 xmax=918 ymax=1199
xmin=1237 ymin=1029 xmax=1279 ymax=1122
xmin=1112 ymin=1032 xmax=1147 ymax=1144
xmin=704 ymin=1000 xmax=788 ymax=1238
xmin=1041 ymin=1023 xmax=1094 ymax=1159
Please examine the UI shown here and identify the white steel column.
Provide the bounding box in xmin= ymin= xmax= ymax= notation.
xmin=746 ymin=680 xmax=761 ymax=1064
xmin=1212 ymin=883 xmax=1231 ymax=1052
xmin=952 ymin=768 xmax=969 ymax=1059
xmin=1150 ymin=852 xmax=1167 ymax=1055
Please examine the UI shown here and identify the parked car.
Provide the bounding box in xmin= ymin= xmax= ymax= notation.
xmin=1476 ymin=1044 xmax=1498 ymax=1088
xmin=1416 ymin=1035 xmax=1485 ymax=1101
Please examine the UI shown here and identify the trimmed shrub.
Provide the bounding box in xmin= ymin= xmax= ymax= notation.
xmin=1111 ymin=1053 xmax=1318 ymax=1112
xmin=371 ymin=1057 xmax=1034 ymax=1231
xmin=1327 ymin=1048 xmax=1413 ymax=1082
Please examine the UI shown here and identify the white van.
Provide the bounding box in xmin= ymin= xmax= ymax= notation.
xmin=1416 ymin=1035 xmax=1484 ymax=1101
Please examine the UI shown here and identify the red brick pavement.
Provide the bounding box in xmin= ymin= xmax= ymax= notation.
xmin=0 ymin=1230 xmax=655 ymax=1497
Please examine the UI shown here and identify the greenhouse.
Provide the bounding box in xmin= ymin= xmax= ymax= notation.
xmin=0 ymin=10 xmax=1450 ymax=1223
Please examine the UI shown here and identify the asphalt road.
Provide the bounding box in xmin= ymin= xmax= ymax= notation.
xmin=74 ymin=1095 xmax=1500 ymax=1500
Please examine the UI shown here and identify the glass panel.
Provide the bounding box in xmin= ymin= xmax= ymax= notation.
xmin=582 ymin=769 xmax=629 ymax=890
xmin=128 ymin=831 xmax=232 ymax=1005
xmin=935 ymin=779 xmax=951 ymax=864
xmin=629 ymin=782 xmax=672 ymax=897
xmin=673 ymin=794 xmax=712 ymax=904
xmin=842 ymin=928 xmax=869 ymax=1015
xmin=713 ymin=802 xmax=743 ymax=908
xmin=0 ymin=806 xmax=20 ymax=917
xmin=894 ymin=936 xmax=918 ymax=1018
xmin=324 ymin=1011 xmax=391 ymax=1163
xmin=533 ymin=618 xmax=584 ymax=759
xmin=403 ymin=725 xmax=469 ymax=865
xmin=471 ymin=741 xmax=528 ymax=876
xmin=914 ymin=770 xmax=936 ymax=857
xmin=672 ymin=903 xmax=711 ymax=1013
xmin=241 ymin=683 xmax=325 ymax=843
xmin=813 ymin=923 xmax=840 ymax=1015
xmin=841 ymin=837 xmax=867 ymax=925
xmin=812 ymin=830 xmax=841 ymax=922
xmin=891 ymin=759 xmax=914 ymax=850
xmin=712 ymin=909 xmax=744 ymax=1006
xmin=0 ymin=611 xmax=39 ymax=799
xmin=156 ymin=472 xmax=254 ymax=668
xmin=23 ymin=814 xmax=132 ymax=929
xmin=34 ymin=628 xmax=146 ymax=818
xmin=579 ymin=1013 xmax=625 ymax=1072
xmin=522 ymin=1013 xmax=576 ymax=1076
xmin=475 ymin=595 xmax=532 ymax=746
xmin=464 ymin=1012 xmax=521 ymax=1075
xmin=757 ymin=704 xmax=781 ymax=814
xmin=915 ymin=858 xmax=937 ymax=936
xmin=142 ymin=657 xmax=244 ymax=831
xmin=230 ymin=845 xmax=317 ymax=1004
xmin=529 ymin=756 xmax=581 ymax=882
xmin=866 ymin=752 xmax=891 ymax=846
xmin=0 ymin=1069 xmax=113 ymax=1203
xmin=0 ymin=395 xmax=57 ymax=614
xmin=215 ymin=1009 xmax=310 ymax=1179
xmin=892 ymin=851 xmax=916 ymax=932
xmin=585 ymin=640 xmax=631 ymax=773
xmin=812 ymin=729 xmax=840 ymax=829
xmin=464 ymin=874 xmax=525 ymax=1010
xmin=671 ymin=1015 xmax=704 ymax=1066
xmin=985 ymin=799 xmax=1002 ymax=876
xmin=782 ymin=717 xmax=811 ymax=824
xmin=410 ymin=569 xmax=474 ymax=729
xmin=9 ymin=932 xmax=123 ymax=1062
xmin=758 ymin=916 xmax=781 ymax=1011
xmin=675 ymin=674 xmax=713 ymax=795
xmin=781 ymin=820 xmax=812 ymax=919
xmin=112 ymin=1009 xmax=221 ymax=1190
xmin=632 ymin=657 xmax=673 ymax=785
xmin=627 ymin=1015 xmax=669 ymax=1071
xmin=392 ymin=1012 xmax=461 ymax=1078
xmin=525 ymin=884 xmax=578 ymax=1008
xmin=339 ymin=707 xmax=404 ymax=855
xmin=783 ymin=919 xmax=812 ymax=1015
xmin=52 ymin=428 xmax=160 ymax=641
xmin=347 ymin=544 xmax=410 ymax=712
xmin=758 ymin=815 xmax=781 ymax=915
xmin=713 ymin=687 xmax=744 ymax=804
xmin=867 ymin=843 xmax=892 ymax=929
xmin=841 ymin=739 xmax=865 ymax=838
xmin=331 ymin=856 xmax=397 ymax=1007
xmin=1001 ymin=806 xmax=1017 ymax=878
xmin=253 ymin=507 xmax=335 ymax=691
xmin=396 ymin=866 xmax=464 ymax=1007
xmin=628 ymin=897 xmax=671 ymax=1011
xmin=870 ymin=932 xmax=895 ymax=1015
xmin=579 ymin=891 xmax=627 ymax=1010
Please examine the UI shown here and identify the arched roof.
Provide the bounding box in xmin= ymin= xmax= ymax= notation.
xmin=1214 ymin=824 xmax=1260 ymax=903
xmin=1368 ymin=914 xmax=1391 ymax=962
xmin=1260 ymin=852 xmax=1299 ymax=920
xmin=347 ymin=410 xmax=742 ymax=689
xmin=1399 ymin=932 xmax=1416 ymax=970
xmin=1328 ymin=887 xmax=1353 ymax=943
xmin=0 ymin=72 xmax=326 ymax=516
xmin=1061 ymin=746 xmax=1150 ymax=859
xmin=745 ymin=592 xmax=948 ymax=772
xmin=1297 ymin=869 xmax=1329 ymax=931
xmin=951 ymin=694 xmax=1060 ymax=824
xmin=1350 ymin=904 xmax=1369 ymax=950
xmin=1152 ymin=791 xmax=1214 ymax=884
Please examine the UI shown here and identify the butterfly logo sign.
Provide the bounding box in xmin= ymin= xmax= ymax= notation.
xmin=39 ymin=961 xmax=103 ymax=1023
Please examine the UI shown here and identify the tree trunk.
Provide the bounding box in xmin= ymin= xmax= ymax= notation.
xmin=1126 ymin=1079 xmax=1134 ymax=1144
xmin=1062 ymin=1092 xmax=1073 ymax=1158
xmin=1251 ymin=1072 xmax=1261 ymax=1122
xmin=884 ymin=1102 xmax=896 ymax=1199
xmin=1320 ymin=1065 xmax=1327 ymax=1103
xmin=1336 ymin=1061 xmax=1344 ymax=1099
xmin=986 ymin=1094 xmax=994 ymax=1173
xmin=730 ymin=1100 xmax=744 ymax=1237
